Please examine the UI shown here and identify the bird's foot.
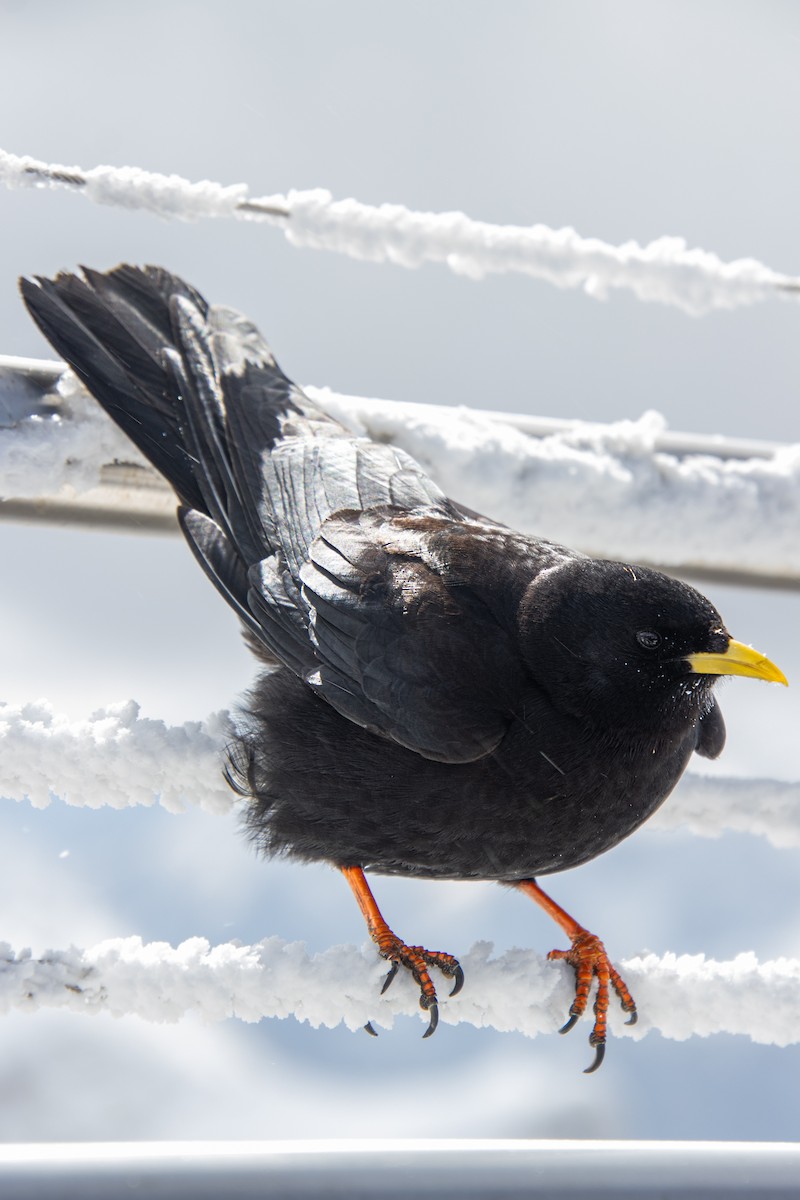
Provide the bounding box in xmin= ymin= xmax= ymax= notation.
xmin=341 ymin=866 xmax=463 ymax=1038
xmin=374 ymin=934 xmax=464 ymax=1037
xmin=548 ymin=930 xmax=637 ymax=1073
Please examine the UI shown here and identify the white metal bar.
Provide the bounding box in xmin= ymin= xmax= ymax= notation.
xmin=0 ymin=355 xmax=781 ymax=460
xmin=0 ymin=1139 xmax=798 ymax=1198
xmin=1 ymin=355 xmax=797 ymax=588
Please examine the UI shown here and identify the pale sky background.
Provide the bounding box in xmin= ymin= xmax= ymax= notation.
xmin=1 ymin=0 xmax=799 ymax=1144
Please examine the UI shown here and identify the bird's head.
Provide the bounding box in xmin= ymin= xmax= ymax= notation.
xmin=517 ymin=558 xmax=786 ymax=731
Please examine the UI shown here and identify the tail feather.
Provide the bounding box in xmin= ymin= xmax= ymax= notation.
xmin=20 ymin=263 xmax=459 ymax=682
xmin=20 ymin=268 xmax=207 ymax=512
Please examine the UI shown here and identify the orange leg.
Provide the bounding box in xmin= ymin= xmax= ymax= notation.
xmin=342 ymin=865 xmax=464 ymax=1037
xmin=516 ymin=878 xmax=637 ymax=1073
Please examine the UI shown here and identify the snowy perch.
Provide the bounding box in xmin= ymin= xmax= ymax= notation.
xmin=1 ymin=358 xmax=799 ymax=587
xmin=1 ymin=934 xmax=799 ymax=1048
xmin=0 ymin=700 xmax=234 ymax=814
xmin=2 ymin=148 xmax=799 ymax=315
xmin=321 ymin=392 xmax=800 ymax=586
xmin=1 ymin=700 xmax=799 ymax=849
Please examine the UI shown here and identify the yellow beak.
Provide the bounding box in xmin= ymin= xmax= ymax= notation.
xmin=687 ymin=639 xmax=788 ymax=686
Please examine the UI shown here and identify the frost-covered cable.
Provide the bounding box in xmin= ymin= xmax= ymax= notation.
xmin=2 ymin=148 xmax=798 ymax=316
xmin=2 ymin=362 xmax=800 ymax=584
xmin=1 ymin=934 xmax=798 ymax=1047
xmin=0 ymin=700 xmax=234 ymax=814
xmin=651 ymin=774 xmax=800 ymax=848
xmin=1 ymin=701 xmax=799 ymax=849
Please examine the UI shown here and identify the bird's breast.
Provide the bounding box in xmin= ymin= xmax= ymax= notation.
xmin=486 ymin=713 xmax=696 ymax=877
xmin=241 ymin=668 xmax=697 ymax=882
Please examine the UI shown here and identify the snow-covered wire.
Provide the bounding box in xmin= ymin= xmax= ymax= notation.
xmin=2 ymin=363 xmax=800 ymax=585
xmin=650 ymin=774 xmax=800 ymax=848
xmin=0 ymin=700 xmax=234 ymax=815
xmin=1 ymin=700 xmax=798 ymax=849
xmin=1 ymin=934 xmax=798 ymax=1047
xmin=2 ymin=148 xmax=798 ymax=316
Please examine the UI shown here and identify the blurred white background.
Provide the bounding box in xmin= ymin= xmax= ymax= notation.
xmin=0 ymin=0 xmax=799 ymax=1143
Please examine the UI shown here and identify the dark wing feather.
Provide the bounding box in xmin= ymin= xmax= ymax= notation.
xmin=20 ymin=268 xmax=209 ymax=513
xmin=22 ymin=264 xmax=515 ymax=762
xmin=299 ymin=510 xmax=523 ymax=762
xmin=178 ymin=508 xmax=264 ymax=644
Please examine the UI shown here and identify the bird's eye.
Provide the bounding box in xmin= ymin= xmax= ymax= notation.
xmin=636 ymin=631 xmax=662 ymax=650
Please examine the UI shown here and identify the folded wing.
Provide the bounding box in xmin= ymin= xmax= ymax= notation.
xmin=21 ymin=265 xmax=518 ymax=761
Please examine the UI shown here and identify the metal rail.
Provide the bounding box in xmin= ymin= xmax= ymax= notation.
xmin=0 ymin=354 xmax=781 ymax=461
xmin=0 ymin=355 xmax=796 ymax=589
xmin=0 ymin=1139 xmax=799 ymax=1198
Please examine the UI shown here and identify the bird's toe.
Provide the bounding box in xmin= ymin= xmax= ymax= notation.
xmin=548 ymin=929 xmax=635 ymax=1072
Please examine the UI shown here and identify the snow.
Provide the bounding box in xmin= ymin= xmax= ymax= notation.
xmin=1 ymin=933 xmax=798 ymax=1047
xmin=284 ymin=191 xmax=792 ymax=316
xmin=0 ymin=149 xmax=248 ymax=221
xmin=314 ymin=391 xmax=800 ymax=580
xmin=0 ymin=368 xmax=138 ymax=499
xmin=652 ymin=774 xmax=800 ymax=849
xmin=1 ymin=147 xmax=797 ymax=315
xmin=0 ymin=700 xmax=233 ymax=814
xmin=1 ymin=699 xmax=797 ymax=849
xmin=3 ymin=367 xmax=800 ymax=582
xmin=85 ymin=166 xmax=248 ymax=220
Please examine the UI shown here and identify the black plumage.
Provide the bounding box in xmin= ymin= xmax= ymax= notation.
xmin=21 ymin=265 xmax=786 ymax=1070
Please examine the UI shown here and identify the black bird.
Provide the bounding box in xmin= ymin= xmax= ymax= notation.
xmin=21 ymin=265 xmax=786 ymax=1071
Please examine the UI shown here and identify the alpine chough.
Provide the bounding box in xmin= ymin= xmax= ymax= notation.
xmin=21 ymin=265 xmax=787 ymax=1072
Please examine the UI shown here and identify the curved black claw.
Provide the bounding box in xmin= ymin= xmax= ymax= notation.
xmin=422 ymin=1001 xmax=439 ymax=1039
xmin=558 ymin=1012 xmax=580 ymax=1036
xmin=449 ymin=965 xmax=465 ymax=997
xmin=625 ymin=1009 xmax=638 ymax=1026
xmin=363 ymin=1021 xmax=378 ymax=1037
xmin=584 ymin=1040 xmax=606 ymax=1075
xmin=380 ymin=961 xmax=400 ymax=995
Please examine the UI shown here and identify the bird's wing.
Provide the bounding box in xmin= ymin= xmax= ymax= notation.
xmin=292 ymin=509 xmax=523 ymax=763
xmin=23 ymin=262 xmax=519 ymax=754
xmin=22 ymin=266 xmax=468 ymax=677
xmin=172 ymin=296 xmax=479 ymax=684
